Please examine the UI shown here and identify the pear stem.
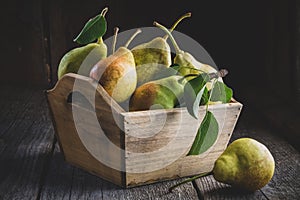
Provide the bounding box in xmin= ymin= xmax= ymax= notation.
xmin=100 ymin=7 xmax=108 ymax=17
xmin=112 ymin=27 xmax=119 ymax=54
xmin=209 ymin=69 xmax=228 ymax=79
xmin=154 ymin=21 xmax=183 ymax=55
xmin=97 ymin=37 xmax=103 ymax=44
xmin=124 ymin=29 xmax=142 ymax=48
xmin=163 ymin=12 xmax=192 ymax=40
xmin=169 ymin=172 xmax=212 ymax=192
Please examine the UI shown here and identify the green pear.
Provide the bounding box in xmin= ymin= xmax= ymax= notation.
xmin=129 ymin=75 xmax=186 ymax=111
xmin=57 ymin=41 xmax=107 ymax=79
xmin=169 ymin=137 xmax=275 ymax=192
xmin=213 ymin=138 xmax=275 ymax=191
xmin=90 ymin=28 xmax=141 ymax=103
xmin=153 ymin=21 xmax=222 ymax=83
xmin=58 ymin=7 xmax=109 ymax=79
xmin=132 ymin=13 xmax=191 ymax=86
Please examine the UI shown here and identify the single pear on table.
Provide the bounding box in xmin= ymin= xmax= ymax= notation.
xmin=153 ymin=21 xmax=222 ymax=83
xmin=90 ymin=28 xmax=141 ymax=103
xmin=213 ymin=138 xmax=275 ymax=191
xmin=129 ymin=75 xmax=186 ymax=111
xmin=169 ymin=137 xmax=275 ymax=192
xmin=131 ymin=12 xmax=191 ymax=86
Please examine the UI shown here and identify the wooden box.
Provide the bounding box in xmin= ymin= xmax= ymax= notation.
xmin=46 ymin=73 xmax=243 ymax=188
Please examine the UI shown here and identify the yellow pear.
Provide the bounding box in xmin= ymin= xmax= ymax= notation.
xmin=213 ymin=138 xmax=275 ymax=191
xmin=90 ymin=28 xmax=141 ymax=103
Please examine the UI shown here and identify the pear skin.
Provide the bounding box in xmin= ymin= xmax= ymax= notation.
xmin=129 ymin=75 xmax=185 ymax=111
xmin=174 ymin=52 xmax=218 ymax=77
xmin=153 ymin=21 xmax=222 ymax=82
xmin=132 ymin=13 xmax=191 ymax=86
xmin=213 ymin=138 xmax=275 ymax=191
xmin=131 ymin=37 xmax=172 ymax=86
xmin=57 ymin=42 xmax=107 ymax=79
xmin=90 ymin=47 xmax=137 ymax=103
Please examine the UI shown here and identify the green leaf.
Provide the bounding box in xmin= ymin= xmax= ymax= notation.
xmin=74 ymin=11 xmax=107 ymax=45
xmin=170 ymin=63 xmax=181 ymax=71
xmin=184 ymin=74 xmax=209 ymax=119
xmin=188 ymin=111 xmax=219 ymax=155
xmin=200 ymin=87 xmax=209 ymax=105
xmin=210 ymin=81 xmax=233 ymax=103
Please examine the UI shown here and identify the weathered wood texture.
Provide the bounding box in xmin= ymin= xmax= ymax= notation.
xmin=124 ymin=102 xmax=242 ymax=186
xmin=46 ymin=73 xmax=242 ymax=187
xmin=0 ymin=86 xmax=55 ymax=199
xmin=193 ymin=109 xmax=300 ymax=199
xmin=40 ymin=144 xmax=198 ymax=200
xmin=0 ymin=86 xmax=300 ymax=199
xmin=47 ymin=74 xmax=125 ymax=186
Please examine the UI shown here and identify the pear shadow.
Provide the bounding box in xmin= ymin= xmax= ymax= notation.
xmin=203 ymin=184 xmax=260 ymax=199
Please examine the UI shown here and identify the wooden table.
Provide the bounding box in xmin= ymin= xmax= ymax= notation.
xmin=0 ymin=85 xmax=299 ymax=200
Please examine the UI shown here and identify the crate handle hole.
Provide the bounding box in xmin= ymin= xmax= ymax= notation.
xmin=67 ymin=91 xmax=94 ymax=111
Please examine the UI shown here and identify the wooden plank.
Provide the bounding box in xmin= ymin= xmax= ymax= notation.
xmin=46 ymin=74 xmax=125 ymax=186
xmin=192 ymin=109 xmax=300 ymax=199
xmin=0 ymin=0 xmax=48 ymax=86
xmin=0 ymin=88 xmax=55 ymax=199
xmin=0 ymin=86 xmax=34 ymax=137
xmin=39 ymin=143 xmax=73 ymax=200
xmin=40 ymin=145 xmax=199 ymax=200
xmin=124 ymin=103 xmax=242 ymax=186
xmin=193 ymin=175 xmax=266 ymax=200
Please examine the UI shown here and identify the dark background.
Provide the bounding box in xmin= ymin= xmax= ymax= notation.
xmin=1 ymin=0 xmax=299 ymax=148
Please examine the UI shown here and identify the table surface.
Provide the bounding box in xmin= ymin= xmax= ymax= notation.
xmin=0 ymin=85 xmax=299 ymax=200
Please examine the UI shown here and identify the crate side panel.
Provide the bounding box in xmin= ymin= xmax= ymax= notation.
xmin=47 ymin=74 xmax=125 ymax=186
xmin=124 ymin=102 xmax=242 ymax=187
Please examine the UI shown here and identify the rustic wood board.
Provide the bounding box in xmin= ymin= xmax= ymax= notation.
xmin=0 ymin=87 xmax=55 ymax=199
xmin=193 ymin=110 xmax=300 ymax=199
xmin=40 ymin=144 xmax=199 ymax=200
xmin=1 ymin=86 xmax=300 ymax=199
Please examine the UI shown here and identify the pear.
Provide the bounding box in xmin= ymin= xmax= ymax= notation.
xmin=213 ymin=138 xmax=275 ymax=191
xmin=129 ymin=75 xmax=186 ymax=111
xmin=90 ymin=28 xmax=141 ymax=103
xmin=57 ymin=8 xmax=109 ymax=79
xmin=132 ymin=12 xmax=191 ymax=86
xmin=153 ymin=21 xmax=222 ymax=83
xmin=57 ymin=41 xmax=107 ymax=79
xmin=169 ymin=137 xmax=275 ymax=192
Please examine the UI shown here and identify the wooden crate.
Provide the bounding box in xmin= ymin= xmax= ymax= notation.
xmin=46 ymin=73 xmax=243 ymax=188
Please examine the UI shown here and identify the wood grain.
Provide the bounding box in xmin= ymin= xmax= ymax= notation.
xmin=193 ymin=109 xmax=300 ymax=200
xmin=124 ymin=102 xmax=242 ymax=186
xmin=46 ymin=73 xmax=242 ymax=187
xmin=0 ymin=86 xmax=300 ymax=199
xmin=47 ymin=73 xmax=125 ymax=186
xmin=40 ymin=143 xmax=199 ymax=200
xmin=0 ymin=87 xmax=55 ymax=199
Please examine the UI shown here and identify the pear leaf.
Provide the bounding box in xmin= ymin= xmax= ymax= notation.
xmin=210 ymin=81 xmax=233 ymax=103
xmin=74 ymin=13 xmax=107 ymax=45
xmin=170 ymin=63 xmax=181 ymax=71
xmin=188 ymin=111 xmax=219 ymax=155
xmin=184 ymin=73 xmax=209 ymax=119
xmin=200 ymin=87 xmax=209 ymax=105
